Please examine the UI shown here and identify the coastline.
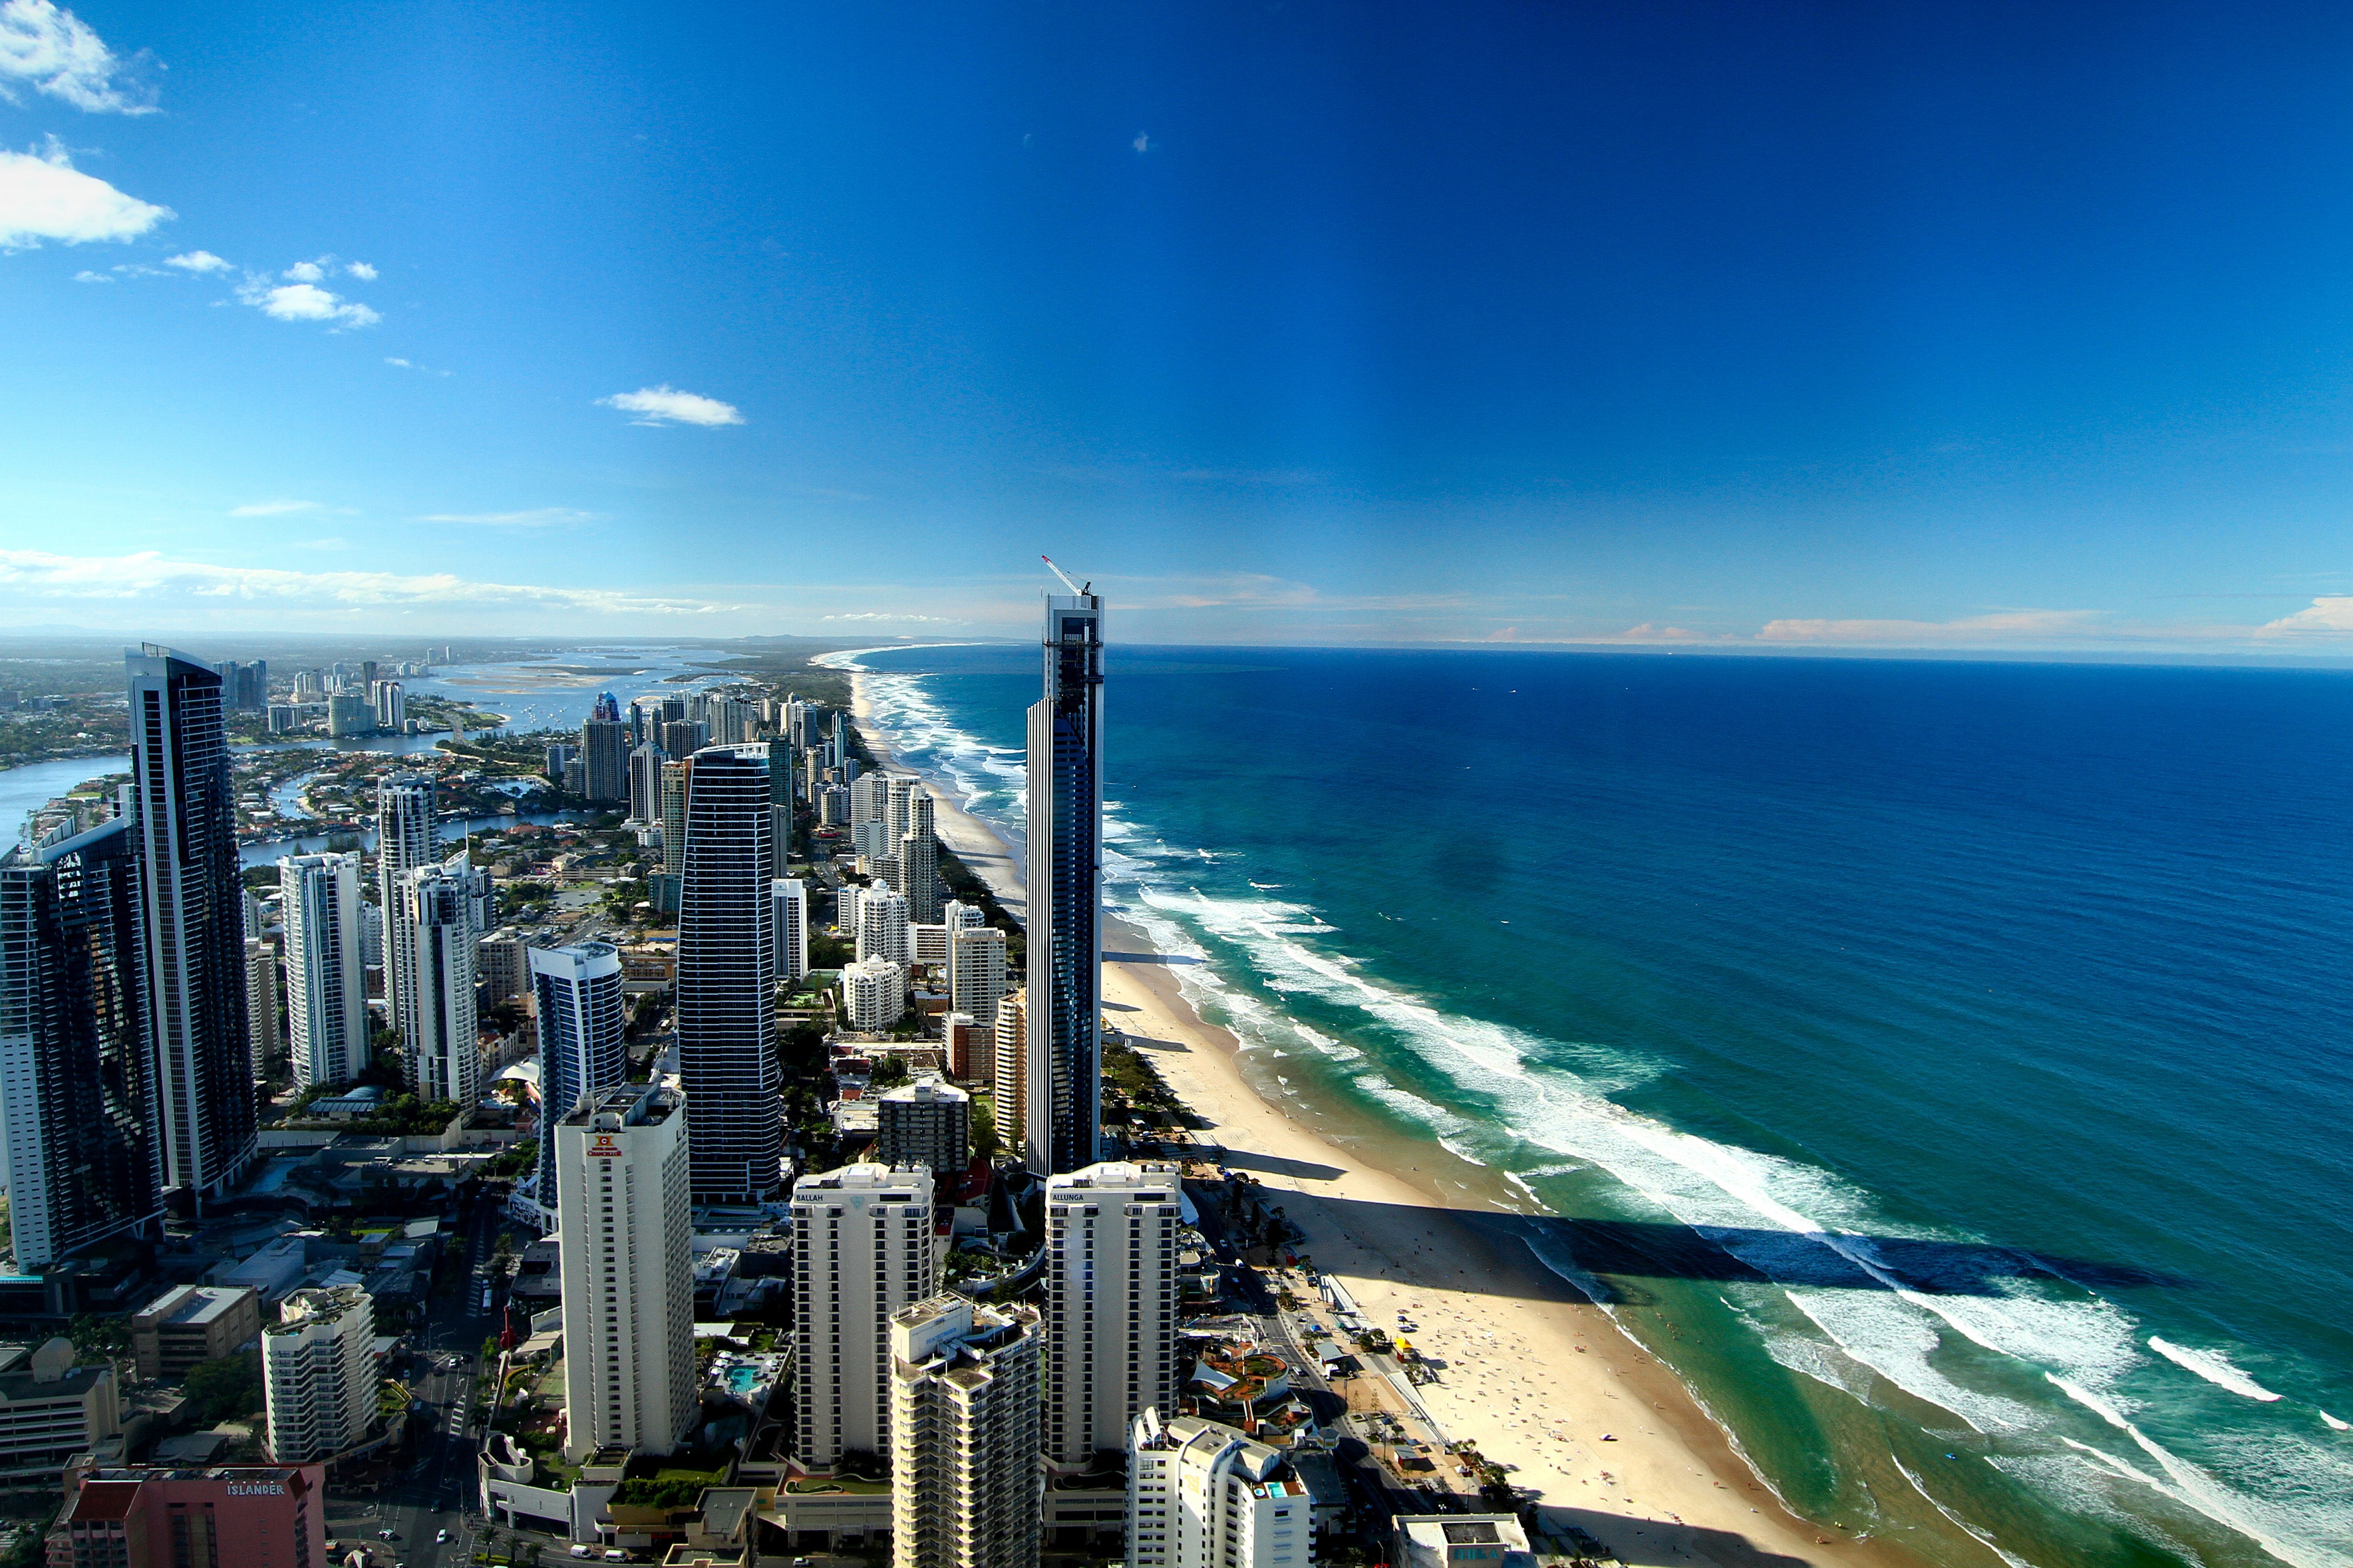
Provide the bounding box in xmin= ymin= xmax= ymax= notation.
xmin=849 ymin=670 xmax=1924 ymax=1568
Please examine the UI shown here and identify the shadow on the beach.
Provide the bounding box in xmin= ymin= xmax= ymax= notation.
xmin=1297 ymin=1196 xmax=2194 ymax=1299
xmin=1222 ymin=1148 xmax=1347 ymax=1182
xmin=1537 ymin=1505 xmax=1814 ymax=1568
xmin=1106 ymin=949 xmax=1206 ymax=965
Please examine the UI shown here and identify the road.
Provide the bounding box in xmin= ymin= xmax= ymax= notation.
xmin=329 ymin=1199 xmax=511 ymax=1568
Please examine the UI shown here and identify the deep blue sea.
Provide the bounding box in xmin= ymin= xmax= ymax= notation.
xmin=849 ymin=643 xmax=2353 ymax=1568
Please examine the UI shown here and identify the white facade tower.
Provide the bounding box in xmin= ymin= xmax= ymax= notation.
xmin=401 ymin=861 xmax=480 ymax=1105
xmin=279 ymin=853 xmax=368 ymax=1091
xmin=374 ymin=773 xmax=437 ymax=1051
xmin=262 ymin=1285 xmax=376 ymax=1463
xmin=889 ymin=1295 xmax=1042 ymax=1568
xmin=790 ymin=1163 xmax=936 ymax=1469
xmin=1044 ymin=1161 xmax=1182 ymax=1466
xmin=530 ymin=942 xmax=626 ymax=1225
xmin=1128 ymin=1409 xmax=1312 ymax=1568
xmin=771 ymin=878 xmax=809 ymax=987
xmin=557 ymin=1082 xmax=695 ymax=1462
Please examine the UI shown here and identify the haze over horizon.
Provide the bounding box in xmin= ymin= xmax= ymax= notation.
xmin=7 ymin=1 xmax=2353 ymax=655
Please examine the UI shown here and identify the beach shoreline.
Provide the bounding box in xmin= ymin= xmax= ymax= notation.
xmin=847 ymin=669 xmax=1925 ymax=1568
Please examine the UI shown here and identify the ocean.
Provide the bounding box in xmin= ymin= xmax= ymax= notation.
xmin=848 ymin=643 xmax=2353 ymax=1568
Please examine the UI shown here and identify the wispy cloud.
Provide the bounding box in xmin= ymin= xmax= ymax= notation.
xmin=0 ymin=0 xmax=157 ymax=115
xmin=69 ymin=266 xmax=105 ymax=281
xmin=164 ymin=249 xmax=229 ymax=273
xmin=597 ymin=385 xmax=744 ymax=427
xmin=227 ymin=499 xmax=319 ymax=518
xmin=416 ymin=509 xmax=593 ymax=528
xmin=821 ymin=612 xmax=958 ymax=623
xmin=384 ymin=356 xmax=451 ymax=377
xmin=0 ymin=136 xmax=171 ymax=248
xmin=0 ymin=549 xmax=736 ymax=616
xmin=235 ymin=273 xmax=379 ymax=330
xmin=1132 ymin=132 xmax=1151 ymax=153
xmin=344 ymin=260 xmax=376 ymax=281
xmin=1754 ymin=610 xmax=2105 ymax=643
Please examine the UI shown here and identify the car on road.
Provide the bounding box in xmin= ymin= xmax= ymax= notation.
xmin=378 ymin=1528 xmax=396 ymax=1539
xmin=435 ymin=1530 xmax=448 ymax=1544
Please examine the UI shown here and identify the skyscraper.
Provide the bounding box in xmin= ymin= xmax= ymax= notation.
xmin=1043 ymin=1162 xmax=1182 ymax=1467
xmin=400 ymin=862 xmax=479 ymax=1106
xmin=372 ymin=680 xmax=405 ymax=732
xmin=949 ymin=923 xmax=1008 ymax=1028
xmin=262 ymin=1286 xmax=376 ymax=1463
xmin=279 ymin=853 xmax=369 ymax=1092
xmin=628 ymin=742 xmax=665 ymax=823
xmin=557 ymin=1082 xmax=695 ymax=1462
xmin=675 ymin=747 xmax=779 ymax=1203
xmin=0 ymin=816 xmax=162 ymax=1270
xmin=789 ymin=1163 xmax=935 ymax=1468
xmin=661 ymin=719 xmax=710 ymax=760
xmin=896 ymin=789 xmax=941 ymax=923
xmin=581 ymin=719 xmax=629 ymax=805
xmin=374 ymin=773 xmax=437 ymax=1051
xmin=529 ymin=942 xmax=626 ymax=1225
xmin=992 ymin=992 xmax=1026 ymax=1151
xmin=128 ymin=646 xmax=255 ymax=1203
xmin=766 ymin=738 xmax=795 ymax=874
xmin=244 ymin=938 xmax=282 ymax=1080
xmin=771 ymin=878 xmax=808 ymax=987
xmin=855 ymin=885 xmax=910 ymax=967
xmin=1024 ymin=585 xmax=1105 ymax=1173
xmin=889 ymin=1295 xmax=1042 ymax=1568
xmin=659 ymin=760 xmax=689 ymax=876
xmin=1126 ymin=1410 xmax=1314 ymax=1568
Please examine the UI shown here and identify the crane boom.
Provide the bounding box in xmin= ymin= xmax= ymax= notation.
xmin=1040 ymin=554 xmax=1086 ymax=596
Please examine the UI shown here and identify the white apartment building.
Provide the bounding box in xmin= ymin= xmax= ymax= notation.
xmin=245 ymin=936 xmax=281 ymax=1078
xmin=278 ymin=853 xmax=368 ymax=1090
xmin=856 ymin=886 xmax=911 ymax=965
xmin=911 ymin=922 xmax=950 ymax=967
xmin=1128 ymin=1409 xmax=1312 ymax=1568
xmin=790 ymin=1163 xmax=935 ymax=1469
xmin=400 ymin=862 xmax=479 ymax=1105
xmin=1044 ymin=1162 xmax=1183 ymax=1466
xmin=876 ymin=1076 xmax=969 ymax=1175
xmin=842 ymin=958 xmax=906 ymax=1030
xmin=558 ymin=1082 xmax=695 ymax=1461
xmin=991 ymin=992 xmax=1026 ymax=1145
xmin=262 ymin=1286 xmax=376 ymax=1463
xmin=374 ymin=773 xmax=436 ymax=1049
xmin=895 ymin=790 xmax=940 ymax=923
xmin=889 ymin=1295 xmax=1042 ymax=1568
xmin=949 ymin=924 xmax=1008 ymax=1028
xmin=772 ymin=877 xmax=809 ymax=986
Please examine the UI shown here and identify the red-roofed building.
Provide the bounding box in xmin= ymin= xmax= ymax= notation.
xmin=46 ymin=1465 xmax=326 ymax=1568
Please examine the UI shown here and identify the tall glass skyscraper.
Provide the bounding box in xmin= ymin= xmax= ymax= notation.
xmin=1024 ymin=587 xmax=1105 ymax=1174
xmin=375 ymin=771 xmax=436 ymax=1055
xmin=531 ymin=941 xmax=626 ymax=1226
xmin=0 ymin=815 xmax=162 ymax=1269
xmin=675 ymin=748 xmax=780 ymax=1203
xmin=128 ymin=645 xmax=256 ymax=1202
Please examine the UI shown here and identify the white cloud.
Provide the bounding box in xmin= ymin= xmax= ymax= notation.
xmin=1132 ymin=132 xmax=1151 ymax=153
xmin=163 ymin=249 xmax=228 ymax=273
xmin=1754 ymin=609 xmax=2103 ymax=643
xmin=416 ymin=509 xmax=592 ymax=528
xmin=227 ymin=499 xmax=319 ymax=517
xmin=0 ymin=549 xmax=734 ymax=616
xmin=0 ymin=137 xmax=171 ymax=249
xmin=69 ymin=265 xmax=105 ymax=281
xmin=282 ymin=258 xmax=324 ymax=281
xmin=345 ymin=260 xmax=376 ymax=280
xmin=385 ymin=356 xmax=409 ymax=367
xmin=821 ymin=612 xmax=957 ymax=623
xmin=236 ymin=277 xmax=380 ymax=329
xmin=2255 ymin=596 xmax=2353 ymax=638
xmin=596 ymin=385 xmax=744 ymax=427
xmin=0 ymin=0 xmax=156 ymax=115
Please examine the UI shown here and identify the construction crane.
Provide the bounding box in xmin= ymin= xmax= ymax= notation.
xmin=1041 ymin=554 xmax=1090 ymax=596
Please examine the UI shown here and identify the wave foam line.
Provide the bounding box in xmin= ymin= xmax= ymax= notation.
xmin=2047 ymin=1376 xmax=2345 ymax=1568
xmin=1893 ymin=1454 xmax=2041 ymax=1568
xmin=2146 ymin=1337 xmax=2284 ymax=1403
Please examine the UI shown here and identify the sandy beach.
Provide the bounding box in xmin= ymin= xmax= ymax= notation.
xmin=850 ymin=674 xmax=1925 ymax=1568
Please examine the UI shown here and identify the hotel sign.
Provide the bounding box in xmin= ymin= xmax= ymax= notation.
xmin=225 ymin=1482 xmax=285 ymax=1496
xmin=590 ymin=1134 xmax=622 ymax=1157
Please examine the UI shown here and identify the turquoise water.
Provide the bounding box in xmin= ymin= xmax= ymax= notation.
xmin=849 ymin=643 xmax=2353 ymax=1568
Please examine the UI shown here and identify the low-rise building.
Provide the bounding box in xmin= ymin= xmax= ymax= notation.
xmin=1129 ymin=1409 xmax=1313 ymax=1568
xmin=46 ymin=1463 xmax=326 ymax=1568
xmin=0 ymin=1338 xmax=117 ymax=1480
xmin=1391 ymin=1515 xmax=1535 ymax=1568
xmin=130 ymin=1285 xmax=261 ymax=1380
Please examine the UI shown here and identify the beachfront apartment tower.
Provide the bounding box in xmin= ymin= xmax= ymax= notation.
xmin=843 ymin=958 xmax=906 ymax=1030
xmin=949 ymin=924 xmax=1008 ymax=1032
xmin=1024 ymin=586 xmax=1105 ymax=1175
xmin=676 ymin=746 xmax=782 ymax=1203
xmin=877 ymin=1077 xmax=971 ymax=1176
xmin=772 ymin=878 xmax=809 ymax=987
xmin=856 ymin=885 xmax=911 ymax=967
xmin=889 ymin=1295 xmax=1043 ymax=1568
xmin=399 ymin=861 xmax=480 ymax=1106
xmin=374 ymin=772 xmax=436 ymax=1053
xmin=127 ymin=646 xmax=256 ymax=1202
xmin=262 ymin=1285 xmax=376 ymax=1463
xmin=992 ymin=992 xmax=1026 ymax=1151
xmin=790 ymin=1163 xmax=936 ymax=1469
xmin=0 ymin=817 xmax=163 ymax=1270
xmin=278 ymin=853 xmax=368 ymax=1092
xmin=1127 ymin=1409 xmax=1313 ymax=1568
xmin=529 ymin=942 xmax=626 ymax=1226
xmin=660 ymin=760 xmax=689 ymax=876
xmin=556 ymin=1082 xmax=695 ymax=1462
xmin=1044 ymin=1162 xmax=1182 ymax=1467
xmin=896 ymin=790 xmax=941 ymax=923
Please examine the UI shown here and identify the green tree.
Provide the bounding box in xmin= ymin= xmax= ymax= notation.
xmin=181 ymin=1350 xmax=264 ymax=1423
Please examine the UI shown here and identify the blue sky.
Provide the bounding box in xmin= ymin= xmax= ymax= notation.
xmin=5 ymin=0 xmax=2353 ymax=651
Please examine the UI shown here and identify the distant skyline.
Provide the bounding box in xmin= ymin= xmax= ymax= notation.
xmin=7 ymin=1 xmax=2353 ymax=653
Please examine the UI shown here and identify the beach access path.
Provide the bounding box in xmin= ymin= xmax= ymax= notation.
xmin=851 ymin=675 xmax=1925 ymax=1568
